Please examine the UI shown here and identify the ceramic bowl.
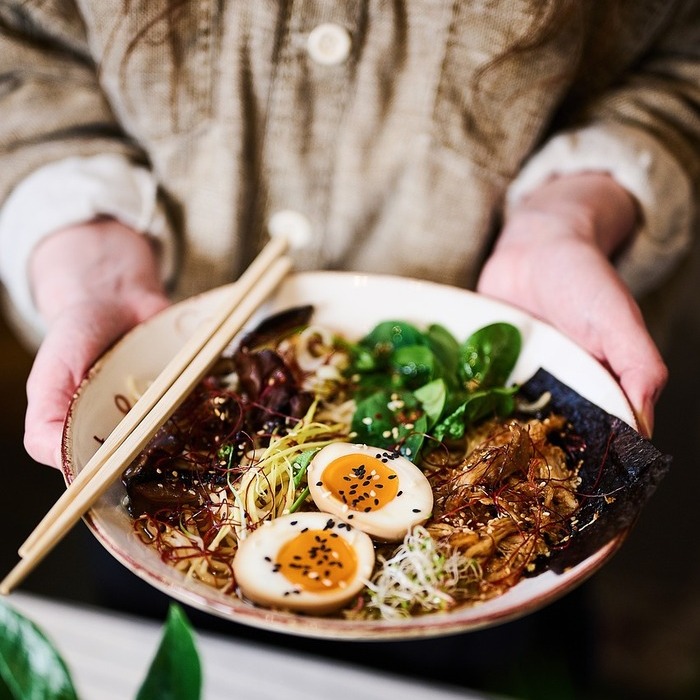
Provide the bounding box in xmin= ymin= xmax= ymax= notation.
xmin=63 ymin=271 xmax=633 ymax=639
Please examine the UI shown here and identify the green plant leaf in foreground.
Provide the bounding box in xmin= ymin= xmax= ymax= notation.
xmin=136 ymin=604 xmax=202 ymax=700
xmin=0 ymin=599 xmax=78 ymax=700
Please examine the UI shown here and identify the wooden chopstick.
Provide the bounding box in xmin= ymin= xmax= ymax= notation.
xmin=1 ymin=240 xmax=291 ymax=595
xmin=18 ymin=234 xmax=287 ymax=559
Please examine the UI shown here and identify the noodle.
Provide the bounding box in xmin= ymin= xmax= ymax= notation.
xmin=121 ymin=310 xmax=583 ymax=618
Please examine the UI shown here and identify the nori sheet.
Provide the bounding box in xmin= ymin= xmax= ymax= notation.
xmin=518 ymin=368 xmax=672 ymax=573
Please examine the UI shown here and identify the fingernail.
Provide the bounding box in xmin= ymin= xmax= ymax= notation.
xmin=634 ymin=403 xmax=654 ymax=439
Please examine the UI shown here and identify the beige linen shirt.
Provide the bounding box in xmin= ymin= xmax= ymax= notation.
xmin=0 ymin=1 xmax=698 ymax=334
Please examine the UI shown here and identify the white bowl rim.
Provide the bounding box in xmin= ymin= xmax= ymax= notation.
xmin=62 ymin=270 xmax=633 ymax=640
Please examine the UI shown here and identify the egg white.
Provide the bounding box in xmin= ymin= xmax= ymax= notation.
xmin=233 ymin=511 xmax=375 ymax=614
xmin=307 ymin=442 xmax=434 ymax=541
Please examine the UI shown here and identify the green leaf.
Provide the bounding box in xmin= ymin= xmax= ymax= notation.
xmin=391 ymin=345 xmax=436 ymax=388
xmin=0 ymin=599 xmax=78 ymax=700
xmin=292 ymin=448 xmax=320 ymax=488
xmin=358 ymin=321 xmax=426 ymax=369
xmin=413 ymin=379 xmax=447 ymax=429
xmin=402 ymin=413 xmax=428 ymax=461
xmin=459 ymin=323 xmax=522 ymax=389
xmin=433 ymin=386 xmax=518 ymax=441
xmin=136 ymin=604 xmax=202 ymax=700
xmin=350 ymin=389 xmax=426 ymax=461
xmin=349 ymin=344 xmax=377 ymax=372
xmin=425 ymin=324 xmax=460 ymax=379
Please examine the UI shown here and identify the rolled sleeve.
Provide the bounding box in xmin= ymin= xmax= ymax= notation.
xmin=506 ymin=122 xmax=695 ymax=297
xmin=0 ymin=154 xmax=176 ymax=337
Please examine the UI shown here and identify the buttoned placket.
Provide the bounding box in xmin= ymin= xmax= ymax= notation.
xmin=260 ymin=3 xmax=361 ymax=266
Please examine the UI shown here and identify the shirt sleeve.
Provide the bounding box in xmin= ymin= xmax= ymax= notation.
xmin=0 ymin=4 xmax=178 ymax=342
xmin=506 ymin=121 xmax=694 ymax=297
xmin=507 ymin=0 xmax=700 ymax=298
xmin=0 ymin=154 xmax=176 ymax=339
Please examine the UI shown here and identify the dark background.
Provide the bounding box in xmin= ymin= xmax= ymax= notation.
xmin=1 ymin=252 xmax=698 ymax=699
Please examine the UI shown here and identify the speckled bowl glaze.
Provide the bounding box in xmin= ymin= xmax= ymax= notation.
xmin=62 ymin=271 xmax=633 ymax=640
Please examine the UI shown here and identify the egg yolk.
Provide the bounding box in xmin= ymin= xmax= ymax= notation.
xmin=320 ymin=452 xmax=399 ymax=512
xmin=276 ymin=529 xmax=358 ymax=593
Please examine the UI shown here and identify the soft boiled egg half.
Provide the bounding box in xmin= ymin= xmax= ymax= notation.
xmin=308 ymin=442 xmax=433 ymax=541
xmin=233 ymin=512 xmax=375 ymax=614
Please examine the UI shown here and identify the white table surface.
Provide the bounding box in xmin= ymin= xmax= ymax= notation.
xmin=8 ymin=592 xmax=498 ymax=700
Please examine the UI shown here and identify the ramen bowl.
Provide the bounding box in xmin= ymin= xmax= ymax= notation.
xmin=62 ymin=271 xmax=634 ymax=640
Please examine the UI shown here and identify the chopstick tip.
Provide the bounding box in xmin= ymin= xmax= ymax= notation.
xmin=1 ymin=557 xmax=36 ymax=597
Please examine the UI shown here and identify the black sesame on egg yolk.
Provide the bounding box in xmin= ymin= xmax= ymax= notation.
xmin=319 ymin=452 xmax=399 ymax=512
xmin=275 ymin=529 xmax=358 ymax=593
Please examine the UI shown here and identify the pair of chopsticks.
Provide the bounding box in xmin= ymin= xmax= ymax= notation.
xmin=1 ymin=236 xmax=292 ymax=595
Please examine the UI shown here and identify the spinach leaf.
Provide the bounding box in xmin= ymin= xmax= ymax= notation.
xmin=349 ymin=323 xmax=437 ymax=393
xmin=348 ymin=344 xmax=377 ymax=372
xmin=425 ymin=324 xmax=460 ymax=380
xmin=351 ymin=389 xmax=427 ymax=461
xmin=0 ymin=600 xmax=78 ymax=700
xmin=433 ymin=386 xmax=519 ymax=441
xmin=360 ymin=320 xmax=426 ymax=353
xmin=347 ymin=319 xmax=522 ymax=462
xmin=136 ymin=604 xmax=201 ymax=700
xmin=413 ymin=379 xmax=447 ymax=429
xmin=354 ymin=321 xmax=426 ymax=373
xmin=349 ymin=365 xmax=404 ymax=401
xmin=391 ymin=344 xmax=436 ymax=389
xmin=459 ymin=322 xmax=521 ymax=389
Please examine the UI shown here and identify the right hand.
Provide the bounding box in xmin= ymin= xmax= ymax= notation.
xmin=477 ymin=173 xmax=667 ymax=438
xmin=24 ymin=219 xmax=170 ymax=467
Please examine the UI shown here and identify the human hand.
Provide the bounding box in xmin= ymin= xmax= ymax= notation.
xmin=24 ymin=219 xmax=170 ymax=467
xmin=477 ymin=172 xmax=667 ymax=438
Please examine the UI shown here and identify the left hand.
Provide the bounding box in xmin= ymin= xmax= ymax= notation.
xmin=477 ymin=172 xmax=667 ymax=438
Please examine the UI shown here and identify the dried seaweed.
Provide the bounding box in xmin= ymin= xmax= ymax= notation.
xmin=519 ymin=369 xmax=672 ymax=573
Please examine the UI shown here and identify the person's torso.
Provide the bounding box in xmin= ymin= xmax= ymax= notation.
xmin=78 ymin=0 xmax=671 ymax=298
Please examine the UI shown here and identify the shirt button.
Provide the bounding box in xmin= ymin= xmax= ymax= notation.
xmin=306 ymin=23 xmax=352 ymax=66
xmin=268 ymin=209 xmax=313 ymax=250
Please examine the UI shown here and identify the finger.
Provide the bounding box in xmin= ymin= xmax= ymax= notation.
xmin=128 ymin=290 xmax=171 ymax=324
xmin=24 ymin=302 xmax=145 ymax=467
xmin=611 ymin=348 xmax=667 ymax=440
xmin=24 ymin=417 xmax=65 ymax=470
xmin=591 ymin=298 xmax=667 ymax=439
xmin=24 ymin=341 xmax=84 ymax=468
